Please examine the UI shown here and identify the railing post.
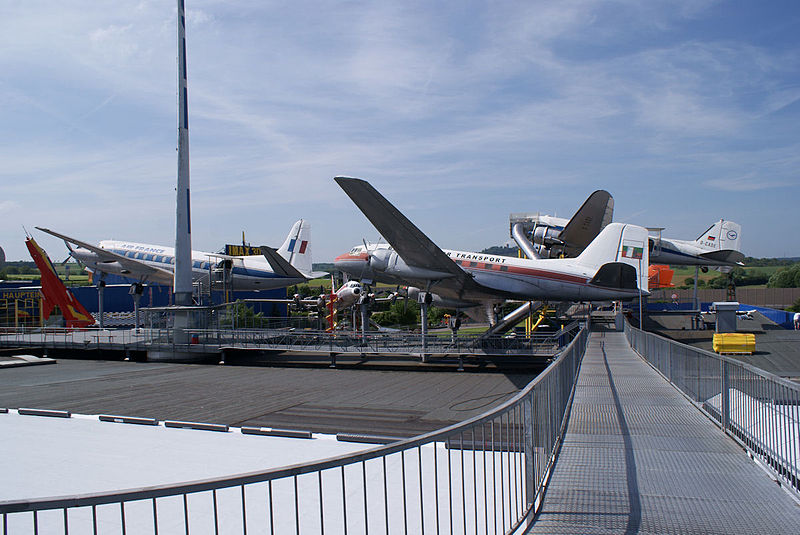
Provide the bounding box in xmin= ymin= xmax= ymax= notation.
xmin=721 ymin=360 xmax=730 ymax=432
xmin=524 ymin=395 xmax=534 ymax=506
xmin=667 ymin=341 xmax=672 ymax=382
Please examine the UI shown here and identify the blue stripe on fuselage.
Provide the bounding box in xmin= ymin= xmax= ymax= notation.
xmin=109 ymin=249 xmax=295 ymax=279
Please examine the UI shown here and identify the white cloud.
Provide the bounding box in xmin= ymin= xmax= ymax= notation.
xmin=0 ymin=1 xmax=798 ymax=260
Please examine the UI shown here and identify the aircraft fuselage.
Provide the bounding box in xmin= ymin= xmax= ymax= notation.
xmin=336 ymin=245 xmax=644 ymax=303
xmin=650 ymin=239 xmax=744 ymax=267
xmin=73 ymin=241 xmax=306 ymax=291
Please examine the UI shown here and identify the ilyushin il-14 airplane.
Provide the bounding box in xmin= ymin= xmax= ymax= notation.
xmin=334 ymin=177 xmax=650 ymax=321
xmin=36 ymin=220 xmax=326 ymax=292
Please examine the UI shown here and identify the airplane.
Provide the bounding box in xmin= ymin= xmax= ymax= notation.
xmin=36 ymin=220 xmax=327 ymax=294
xmin=334 ymin=177 xmax=649 ymax=323
xmin=511 ymin=193 xmax=744 ymax=269
xmin=648 ymin=219 xmax=744 ymax=267
xmin=254 ymin=280 xmax=366 ymax=312
xmin=25 ymin=235 xmax=94 ymax=328
xmin=510 ymin=190 xmax=614 ymax=259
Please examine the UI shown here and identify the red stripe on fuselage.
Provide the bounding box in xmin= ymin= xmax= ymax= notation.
xmin=334 ymin=252 xmax=369 ymax=262
xmin=455 ymin=259 xmax=588 ymax=285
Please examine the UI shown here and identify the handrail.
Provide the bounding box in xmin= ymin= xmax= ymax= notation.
xmin=2 ymin=327 xmax=589 ymax=534
xmin=625 ymin=321 xmax=800 ymax=498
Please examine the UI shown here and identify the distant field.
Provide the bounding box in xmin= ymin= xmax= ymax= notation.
xmin=670 ymin=264 xmax=782 ymax=287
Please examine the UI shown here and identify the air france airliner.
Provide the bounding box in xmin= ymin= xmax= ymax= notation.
xmin=37 ymin=220 xmax=326 ymax=292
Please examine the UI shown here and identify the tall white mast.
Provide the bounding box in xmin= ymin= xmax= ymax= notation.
xmin=174 ymin=0 xmax=193 ymax=306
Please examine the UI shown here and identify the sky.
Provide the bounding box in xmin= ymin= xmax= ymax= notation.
xmin=1 ymin=0 xmax=799 ymax=263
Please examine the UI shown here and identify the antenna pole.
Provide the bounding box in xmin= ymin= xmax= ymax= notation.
xmin=174 ymin=0 xmax=193 ymax=307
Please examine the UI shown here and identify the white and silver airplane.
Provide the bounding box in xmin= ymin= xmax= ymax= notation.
xmin=648 ymin=219 xmax=744 ymax=267
xmin=510 ymin=189 xmax=615 ymax=259
xmin=36 ymin=220 xmax=327 ymax=292
xmin=511 ymin=193 xmax=744 ymax=268
xmin=334 ymin=177 xmax=649 ymax=320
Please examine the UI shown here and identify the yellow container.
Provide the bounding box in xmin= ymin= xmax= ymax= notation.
xmin=713 ymin=333 xmax=755 ymax=355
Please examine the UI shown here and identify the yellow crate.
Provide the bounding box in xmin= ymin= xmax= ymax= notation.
xmin=713 ymin=333 xmax=755 ymax=355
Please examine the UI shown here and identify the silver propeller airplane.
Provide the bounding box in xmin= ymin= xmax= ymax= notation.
xmin=334 ymin=177 xmax=650 ymax=319
xmin=37 ymin=220 xmax=326 ymax=292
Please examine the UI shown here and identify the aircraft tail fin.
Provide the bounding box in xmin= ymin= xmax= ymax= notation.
xmin=277 ymin=220 xmax=326 ymax=279
xmin=25 ymin=237 xmax=94 ymax=328
xmin=694 ymin=220 xmax=744 ymax=265
xmin=559 ymin=190 xmax=614 ymax=253
xmin=695 ymin=219 xmax=742 ymax=251
xmin=577 ymin=222 xmax=649 ymax=293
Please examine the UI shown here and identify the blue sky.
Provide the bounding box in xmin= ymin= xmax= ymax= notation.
xmin=2 ymin=0 xmax=798 ymax=263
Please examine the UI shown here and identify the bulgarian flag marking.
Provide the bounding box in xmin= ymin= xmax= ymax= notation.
xmin=621 ymin=241 xmax=644 ymax=259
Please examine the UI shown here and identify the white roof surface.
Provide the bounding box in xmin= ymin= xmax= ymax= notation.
xmin=2 ymin=410 xmax=369 ymax=500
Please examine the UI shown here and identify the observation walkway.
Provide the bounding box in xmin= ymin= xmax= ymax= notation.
xmin=529 ymin=330 xmax=800 ymax=534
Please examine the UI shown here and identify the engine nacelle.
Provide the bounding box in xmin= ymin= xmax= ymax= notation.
xmin=532 ymin=225 xmax=563 ymax=247
xmin=368 ymin=249 xmax=392 ymax=272
xmin=385 ymin=253 xmax=455 ymax=281
xmin=405 ymin=287 xmax=474 ymax=309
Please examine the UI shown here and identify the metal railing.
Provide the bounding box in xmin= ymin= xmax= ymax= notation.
xmin=0 ymin=328 xmax=588 ymax=534
xmin=0 ymin=322 xmax=579 ymax=358
xmin=625 ymin=323 xmax=800 ymax=496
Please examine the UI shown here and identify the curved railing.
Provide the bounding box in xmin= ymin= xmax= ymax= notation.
xmin=0 ymin=323 xmax=578 ymax=357
xmin=625 ymin=322 xmax=800 ymax=498
xmin=1 ymin=328 xmax=588 ymax=534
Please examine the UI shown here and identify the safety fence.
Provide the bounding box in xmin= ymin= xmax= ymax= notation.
xmin=0 ymin=322 xmax=579 ymax=358
xmin=0 ymin=329 xmax=588 ymax=534
xmin=625 ymin=323 xmax=800 ymax=496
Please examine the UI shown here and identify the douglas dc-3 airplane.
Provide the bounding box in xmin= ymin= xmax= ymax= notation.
xmin=36 ymin=220 xmax=326 ymax=292
xmin=648 ymin=220 xmax=744 ymax=267
xmin=509 ymin=192 xmax=743 ymax=268
xmin=334 ymin=177 xmax=650 ymax=320
xmin=511 ymin=190 xmax=615 ymax=259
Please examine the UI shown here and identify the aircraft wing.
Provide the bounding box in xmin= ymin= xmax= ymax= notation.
xmin=335 ymin=177 xmax=467 ymax=277
xmin=36 ymin=227 xmax=174 ymax=283
xmin=335 ymin=177 xmax=489 ymax=299
xmin=260 ymin=245 xmax=309 ymax=280
xmin=558 ymin=190 xmax=613 ymax=255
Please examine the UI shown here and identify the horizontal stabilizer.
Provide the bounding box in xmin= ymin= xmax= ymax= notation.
xmin=590 ymin=262 xmax=638 ymax=290
xmin=261 ymin=245 xmax=308 ymax=280
xmin=699 ymin=249 xmax=745 ymax=265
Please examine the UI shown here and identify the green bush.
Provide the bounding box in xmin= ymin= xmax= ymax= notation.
xmin=767 ymin=264 xmax=800 ymax=288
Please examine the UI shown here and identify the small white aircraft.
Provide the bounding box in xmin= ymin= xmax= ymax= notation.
xmin=36 ymin=220 xmax=327 ymax=292
xmin=648 ymin=220 xmax=744 ymax=267
xmin=257 ymin=280 xmax=366 ymax=312
xmin=334 ymin=177 xmax=649 ymax=321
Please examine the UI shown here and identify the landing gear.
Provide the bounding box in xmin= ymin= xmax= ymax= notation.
xmin=129 ymin=282 xmax=145 ymax=332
